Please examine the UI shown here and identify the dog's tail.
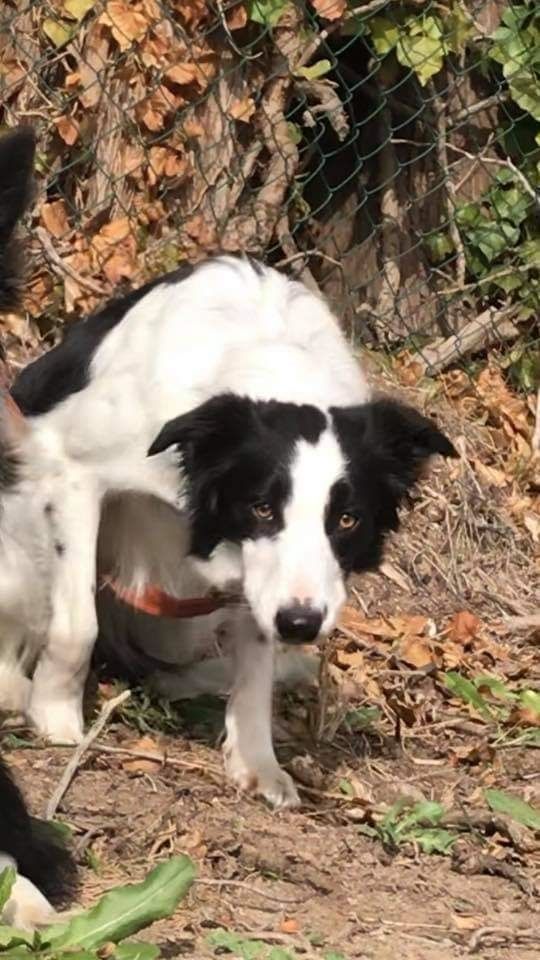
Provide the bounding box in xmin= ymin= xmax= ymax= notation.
xmin=0 ymin=757 xmax=78 ymax=928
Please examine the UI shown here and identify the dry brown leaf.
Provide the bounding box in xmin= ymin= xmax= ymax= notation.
xmin=476 ymin=365 xmax=531 ymax=439
xmin=122 ymin=735 xmax=162 ymax=773
xmin=55 ymin=114 xmax=80 ymax=145
xmin=471 ymin=458 xmax=508 ymax=488
xmin=311 ymin=0 xmax=347 ymax=20
xmin=447 ymin=610 xmax=481 ymax=645
xmin=136 ymin=85 xmax=179 ymax=132
xmin=147 ymin=146 xmax=190 ymax=185
xmin=40 ymin=199 xmax=70 ymax=239
xmin=280 ymin=918 xmax=299 ymax=935
xmin=165 ymin=63 xmax=198 ymax=85
xmin=451 ymin=914 xmax=484 ymax=931
xmin=227 ymin=4 xmax=247 ymax=29
xmin=335 ymin=648 xmax=365 ymax=671
xmin=91 ymin=218 xmax=138 ymax=283
xmin=398 ymin=636 xmax=436 ymax=669
xmin=228 ymin=96 xmax=256 ymax=122
xmin=99 ymin=0 xmax=149 ymax=50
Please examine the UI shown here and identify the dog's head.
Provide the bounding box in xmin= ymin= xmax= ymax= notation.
xmin=148 ymin=393 xmax=457 ymax=644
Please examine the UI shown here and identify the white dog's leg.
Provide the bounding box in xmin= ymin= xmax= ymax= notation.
xmin=29 ymin=480 xmax=101 ymax=744
xmin=0 ymin=856 xmax=56 ymax=931
xmin=223 ymin=621 xmax=300 ymax=809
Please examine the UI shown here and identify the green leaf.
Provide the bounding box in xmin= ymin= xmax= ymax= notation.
xmin=247 ymin=0 xmax=287 ymax=27
xmin=207 ymin=930 xmax=266 ymax=959
xmin=394 ymin=801 xmax=444 ymax=836
xmin=412 ymin=827 xmax=456 ymax=855
xmin=268 ymin=949 xmax=296 ymax=960
xmin=0 ymin=868 xmax=16 ymax=912
xmin=115 ymin=943 xmax=160 ymax=960
xmin=508 ymin=71 xmax=540 ymax=122
xmin=0 ymin=927 xmax=34 ymax=949
xmin=42 ymin=17 xmax=74 ymax=47
xmin=485 ymin=789 xmax=540 ymax=831
xmin=445 ymin=3 xmax=473 ymax=53
xmin=63 ymin=0 xmax=94 ymax=21
xmin=519 ymin=690 xmax=540 ymax=716
xmin=345 ymin=706 xmax=380 ymax=730
xmin=338 ymin=779 xmax=354 ymax=797
xmin=474 ymin=675 xmax=517 ymax=701
xmin=444 ymin=672 xmax=493 ymax=718
xmin=495 ymin=272 xmax=524 ymax=293
xmin=490 ymin=186 xmax=531 ymax=226
xmin=369 ymin=17 xmax=400 ymax=56
xmin=397 ymin=16 xmax=445 ymax=86
xmin=518 ymin=238 xmax=540 ymax=266
xmin=46 ymin=856 xmax=195 ymax=950
xmin=295 ymin=59 xmax=332 ymax=81
xmin=425 ymin=231 xmax=454 ymax=261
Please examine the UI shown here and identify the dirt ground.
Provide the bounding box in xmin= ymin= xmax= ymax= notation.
xmin=2 ymin=359 xmax=539 ymax=960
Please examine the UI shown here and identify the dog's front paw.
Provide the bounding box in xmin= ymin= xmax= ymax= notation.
xmin=28 ymin=699 xmax=84 ymax=745
xmin=223 ymin=743 xmax=300 ymax=809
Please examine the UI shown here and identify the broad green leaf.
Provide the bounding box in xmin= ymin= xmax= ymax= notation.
xmin=519 ymin=690 xmax=540 ymax=716
xmin=396 ymin=15 xmax=446 ymax=85
xmin=345 ymin=705 xmax=380 ymax=730
xmin=268 ymin=949 xmax=296 ymax=960
xmin=247 ymin=0 xmax=287 ymax=27
xmin=495 ymin=273 xmax=524 ymax=293
xmin=518 ymin=238 xmax=540 ymax=265
xmin=295 ymin=59 xmax=332 ymax=80
xmin=508 ymin=71 xmax=540 ymax=122
xmin=395 ymin=801 xmax=444 ymax=836
xmin=0 ymin=868 xmax=16 ymax=912
xmin=339 ymin=779 xmax=354 ymax=797
xmin=115 ymin=943 xmax=160 ymax=960
xmin=445 ymin=3 xmax=473 ymax=53
xmin=443 ymin=672 xmax=493 ymax=718
xmin=425 ymin=231 xmax=453 ymax=261
xmin=207 ymin=930 xmax=266 ymax=959
xmin=369 ymin=17 xmax=399 ymax=56
xmin=286 ymin=122 xmax=302 ymax=145
xmin=42 ymin=17 xmax=74 ymax=47
xmin=411 ymin=827 xmax=456 ymax=855
xmin=474 ymin=675 xmax=517 ymax=701
xmin=47 ymin=856 xmax=195 ymax=949
xmin=490 ymin=186 xmax=531 ymax=225
xmin=485 ymin=789 xmax=540 ymax=831
xmin=63 ymin=0 xmax=94 ymax=20
xmin=0 ymin=927 xmax=34 ymax=949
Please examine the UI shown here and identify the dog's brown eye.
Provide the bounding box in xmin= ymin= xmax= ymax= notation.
xmin=339 ymin=513 xmax=358 ymax=531
xmin=252 ymin=502 xmax=274 ymax=521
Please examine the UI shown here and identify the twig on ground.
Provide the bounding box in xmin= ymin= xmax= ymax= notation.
xmin=36 ymin=226 xmax=106 ymax=296
xmin=418 ymin=307 xmax=519 ymax=374
xmin=468 ymin=926 xmax=539 ymax=954
xmin=195 ymin=878 xmax=310 ymax=905
xmin=45 ymin=689 xmax=131 ymax=819
xmin=89 ymin=741 xmax=222 ymax=775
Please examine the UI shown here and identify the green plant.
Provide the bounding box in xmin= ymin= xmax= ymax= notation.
xmin=359 ymin=799 xmax=458 ymax=854
xmin=0 ymin=856 xmax=195 ymax=958
xmin=207 ymin=930 xmax=346 ymax=960
xmin=443 ymin=671 xmax=540 ymax=745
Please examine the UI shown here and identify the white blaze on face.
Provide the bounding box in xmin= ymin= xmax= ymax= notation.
xmin=242 ymin=429 xmax=348 ymax=639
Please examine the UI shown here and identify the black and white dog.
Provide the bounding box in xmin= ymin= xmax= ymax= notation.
xmin=0 ymin=127 xmax=76 ymax=927
xmin=3 ymin=131 xmax=457 ymax=808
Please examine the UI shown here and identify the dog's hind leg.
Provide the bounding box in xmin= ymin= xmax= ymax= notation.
xmin=223 ymin=615 xmax=300 ymax=810
xmin=28 ymin=477 xmax=101 ymax=743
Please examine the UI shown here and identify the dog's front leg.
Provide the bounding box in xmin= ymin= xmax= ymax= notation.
xmin=29 ymin=479 xmax=101 ymax=744
xmin=223 ymin=619 xmax=300 ymax=810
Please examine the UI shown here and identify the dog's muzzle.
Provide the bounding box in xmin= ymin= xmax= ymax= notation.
xmin=275 ymin=605 xmax=323 ymax=644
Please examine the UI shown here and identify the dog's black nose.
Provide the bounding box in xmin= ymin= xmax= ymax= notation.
xmin=275 ymin=606 xmax=323 ymax=644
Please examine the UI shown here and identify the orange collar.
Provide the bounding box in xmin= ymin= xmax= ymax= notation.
xmin=102 ymin=578 xmax=230 ymax=619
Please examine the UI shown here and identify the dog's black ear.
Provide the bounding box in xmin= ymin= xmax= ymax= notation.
xmin=148 ymin=393 xmax=258 ymax=457
xmin=0 ymin=126 xmax=36 ymax=312
xmin=0 ymin=127 xmax=36 ymax=245
xmin=332 ymin=397 xmax=458 ymax=497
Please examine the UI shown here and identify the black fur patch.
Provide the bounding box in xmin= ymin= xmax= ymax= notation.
xmin=0 ymin=127 xmax=36 ymax=313
xmin=329 ymin=398 xmax=457 ymax=574
xmin=12 ymin=263 xmax=196 ymax=416
xmin=0 ymin=757 xmax=77 ymax=906
xmin=148 ymin=393 xmax=327 ymax=558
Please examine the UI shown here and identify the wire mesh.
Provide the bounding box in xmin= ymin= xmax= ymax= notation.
xmin=0 ymin=0 xmax=538 ymax=387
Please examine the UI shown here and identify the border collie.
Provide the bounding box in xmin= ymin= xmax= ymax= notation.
xmin=0 ymin=126 xmax=76 ymax=926
xmin=4 ymin=137 xmax=456 ymax=808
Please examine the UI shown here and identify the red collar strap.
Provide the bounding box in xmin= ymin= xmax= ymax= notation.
xmin=101 ymin=578 xmax=236 ymax=619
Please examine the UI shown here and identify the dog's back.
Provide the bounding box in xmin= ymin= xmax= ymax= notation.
xmin=0 ymin=126 xmax=77 ymax=926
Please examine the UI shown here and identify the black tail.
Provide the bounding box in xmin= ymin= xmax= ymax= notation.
xmin=0 ymin=126 xmax=36 ymax=313
xmin=0 ymin=757 xmax=77 ymax=906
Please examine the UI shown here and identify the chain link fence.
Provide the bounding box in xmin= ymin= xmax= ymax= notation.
xmin=0 ymin=0 xmax=538 ymax=390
